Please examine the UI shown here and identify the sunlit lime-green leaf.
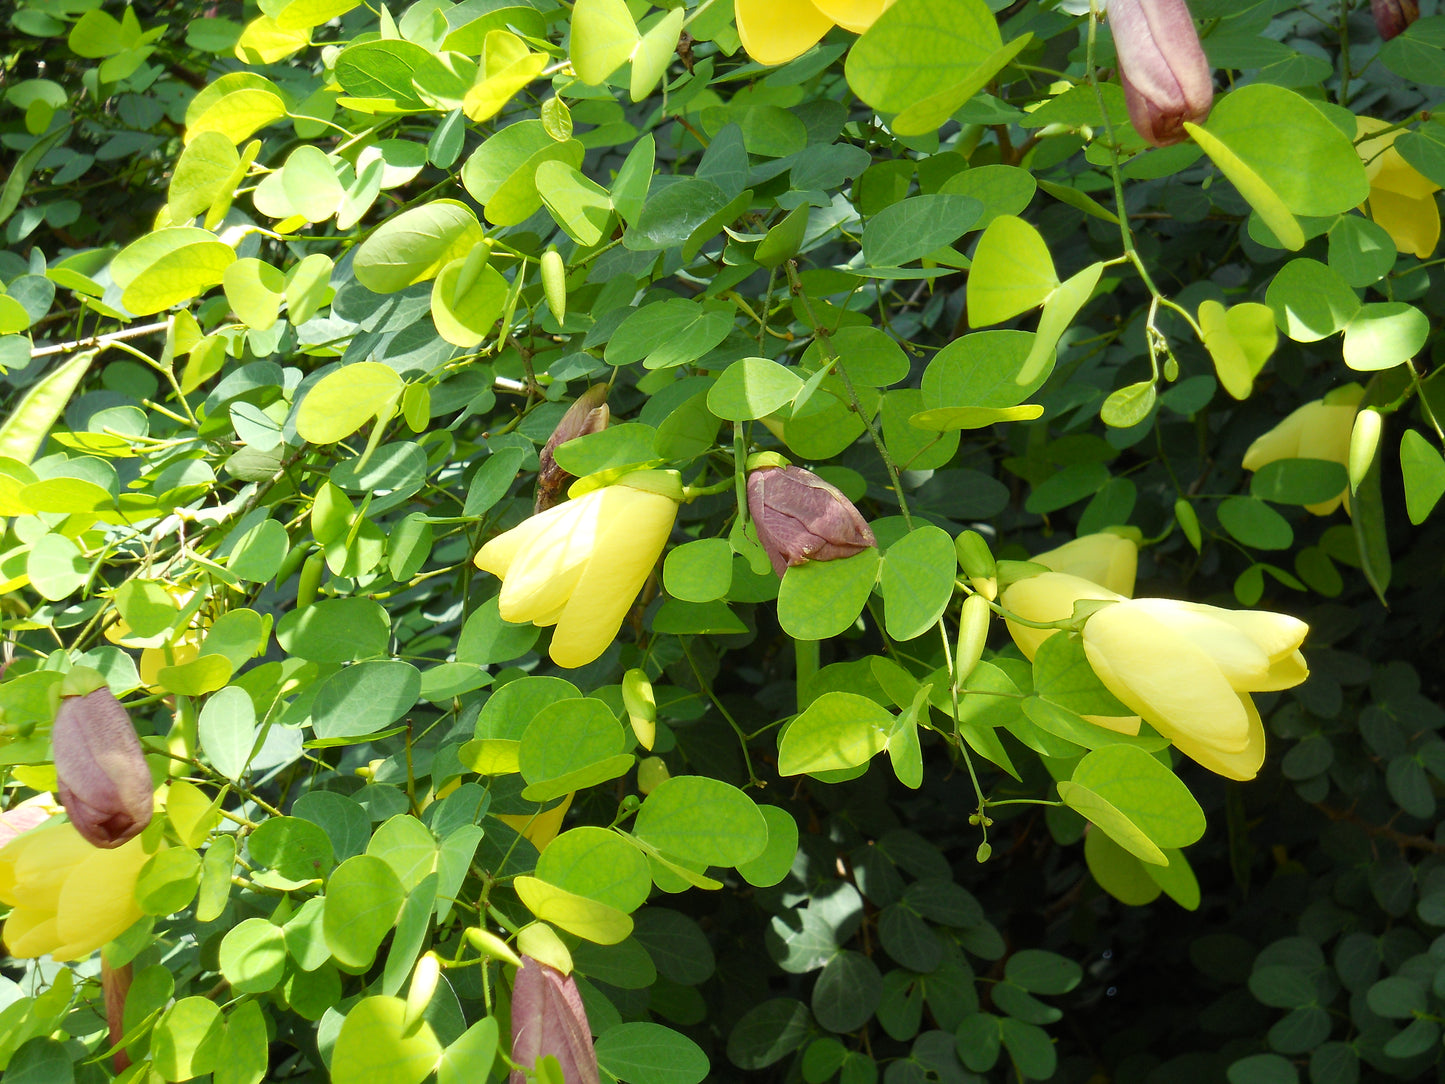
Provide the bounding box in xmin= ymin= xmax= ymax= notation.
xmin=967 ymin=215 xmax=1057 ymax=326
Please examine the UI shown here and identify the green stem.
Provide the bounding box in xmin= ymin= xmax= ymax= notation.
xmin=795 ymin=639 xmax=819 ymax=715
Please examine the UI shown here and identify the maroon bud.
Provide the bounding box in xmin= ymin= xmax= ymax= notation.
xmin=1372 ymin=0 xmax=1418 ymax=40
xmin=509 ymin=956 xmax=598 ymax=1084
xmin=1110 ymin=0 xmax=1214 ymax=147
xmin=53 ymin=687 xmax=153 ymax=849
xmin=746 ymin=464 xmax=877 ymax=579
xmin=535 ymin=386 xmax=610 ymax=513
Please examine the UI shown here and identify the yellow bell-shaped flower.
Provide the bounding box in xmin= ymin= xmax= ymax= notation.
xmin=1002 ymin=571 xmax=1309 ymax=779
xmin=1082 ymin=596 xmax=1308 ymax=780
xmin=0 ymin=820 xmax=152 ymax=960
xmin=1357 ymin=116 xmax=1441 ymax=259
xmin=1241 ymin=384 xmax=1362 ymax=515
xmin=1030 ymin=531 xmax=1139 ymax=597
xmin=734 ymin=0 xmax=894 ymax=66
xmin=475 ymin=471 xmax=681 ymax=668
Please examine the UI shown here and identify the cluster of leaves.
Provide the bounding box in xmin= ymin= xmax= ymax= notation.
xmin=6 ymin=0 xmax=1445 ymax=1082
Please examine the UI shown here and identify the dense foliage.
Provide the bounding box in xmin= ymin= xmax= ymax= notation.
xmin=4 ymin=0 xmax=1445 ymax=1082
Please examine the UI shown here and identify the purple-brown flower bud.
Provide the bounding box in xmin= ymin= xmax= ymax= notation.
xmin=509 ymin=955 xmax=598 ymax=1084
xmin=53 ymin=687 xmax=153 ymax=849
xmin=1109 ymin=0 xmax=1214 ymax=147
xmin=1372 ymin=0 xmax=1418 ymax=40
xmin=535 ymin=386 xmax=610 ymax=512
xmin=746 ymin=464 xmax=877 ymax=579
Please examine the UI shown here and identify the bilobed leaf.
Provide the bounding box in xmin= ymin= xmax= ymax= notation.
xmin=329 ymin=996 xmax=441 ymax=1084
xmin=515 ymin=876 xmax=634 ymax=944
xmin=1399 ymin=429 xmax=1445 ymax=524
xmin=632 ymin=775 xmax=768 ymax=867
xmin=1342 ymin=302 xmax=1430 ymax=371
xmin=777 ymin=548 xmax=880 ymax=640
xmin=111 ymin=227 xmax=236 ymax=316
xmin=967 ymin=216 xmax=1058 ymax=326
xmin=354 ymin=199 xmax=484 ymax=293
xmin=1199 ymin=300 xmax=1277 ymax=399
xmin=536 ymin=159 xmax=613 ymax=246
xmin=707 ymin=357 xmax=804 ymax=421
xmin=1060 ymin=745 xmax=1206 ymax=860
xmin=631 ymin=8 xmax=684 ymax=102
xmin=880 ymin=526 xmax=956 ymax=641
xmin=570 ymin=0 xmax=639 ymax=85
xmin=295 ymin=362 xmax=403 ymax=444
xmin=324 ymin=856 xmax=406 ymax=969
xmin=778 ymin=691 xmax=893 ymax=775
xmin=861 ymin=194 xmax=982 ymax=268
xmin=1264 ymin=259 xmax=1360 ymax=343
xmin=1020 ymin=261 xmax=1102 ymax=386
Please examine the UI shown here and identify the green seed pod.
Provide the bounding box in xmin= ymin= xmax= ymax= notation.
xmin=1349 ymin=407 xmax=1383 ymax=492
xmin=541 ymin=248 xmax=566 ymax=324
xmin=954 ymin=592 xmax=992 ymax=686
xmin=296 ymin=551 xmax=325 ymax=609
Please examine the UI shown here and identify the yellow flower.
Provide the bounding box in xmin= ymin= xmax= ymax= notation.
xmin=1082 ymin=596 xmax=1307 ymax=780
xmin=1031 ymin=531 xmax=1139 ymax=597
xmin=1002 ymin=572 xmax=1309 ymax=779
xmin=1357 ymin=116 xmax=1441 ymax=259
xmin=0 ymin=820 xmax=152 ymax=960
xmin=475 ymin=471 xmax=681 ymax=668
xmin=1241 ymin=384 xmax=1362 ymax=515
xmin=734 ymin=0 xmax=893 ymax=66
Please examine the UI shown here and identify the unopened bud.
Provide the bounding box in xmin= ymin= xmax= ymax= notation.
xmin=1109 ymin=0 xmax=1214 ymax=147
xmin=405 ymin=951 xmax=440 ymax=1028
xmin=52 ymin=684 xmax=153 ymax=849
xmin=510 ymin=955 xmax=598 ymax=1084
xmin=536 ymin=386 xmax=609 ymax=512
xmin=1372 ymin=0 xmax=1418 ymax=40
xmin=746 ymin=465 xmax=876 ymax=579
xmin=954 ymin=530 xmax=997 ymax=600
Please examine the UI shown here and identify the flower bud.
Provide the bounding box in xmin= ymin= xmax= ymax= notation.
xmin=1372 ymin=0 xmax=1418 ymax=40
xmin=535 ymin=386 xmax=610 ymax=513
xmin=1109 ymin=0 xmax=1214 ymax=147
xmin=52 ymin=686 xmax=153 ymax=849
xmin=509 ymin=955 xmax=599 ymax=1084
xmin=746 ymin=464 xmax=877 ymax=579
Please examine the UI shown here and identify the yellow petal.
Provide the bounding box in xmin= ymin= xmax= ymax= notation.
xmin=1204 ymin=608 xmax=1309 ymax=665
xmin=498 ymin=792 xmax=574 ymax=852
xmin=1368 ymin=188 xmax=1441 ymax=259
xmin=3 ymin=908 xmax=62 ymax=958
xmin=548 ymin=487 xmax=677 ymax=668
xmin=1031 ymin=533 xmax=1138 ymax=597
xmin=1001 ymin=572 xmax=1124 ymax=661
xmin=1258 ymin=649 xmax=1309 ymax=692
xmin=734 ymin=0 xmax=834 ymax=66
xmin=54 ymin=836 xmax=149 ymax=961
xmin=1241 ymin=407 xmax=1308 ymax=471
xmin=1083 ymin=603 xmax=1252 ymax=753
xmin=1082 ymin=713 xmax=1142 ymax=735
xmin=809 ymin=0 xmax=890 ymax=33
xmin=1168 ymin=694 xmax=1267 ymax=781
xmin=475 ymin=497 xmax=584 ymax=578
xmin=494 ymin=491 xmax=609 ymax=622
xmin=1119 ymin=599 xmax=1273 ymax=689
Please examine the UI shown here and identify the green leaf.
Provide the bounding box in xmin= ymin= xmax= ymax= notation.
xmin=251 ymin=815 xmax=335 ymax=882
xmin=966 ymin=216 xmax=1058 ymax=326
xmin=110 ymin=227 xmax=236 ymax=316
xmin=1032 ymin=633 xmax=1133 ymax=717
xmin=311 ymin=660 xmax=422 ymax=740
xmin=536 ymin=826 xmax=651 ymax=912
xmin=777 ymin=548 xmax=880 ymax=640
xmin=1199 ymin=300 xmax=1278 ymax=399
xmin=1328 ymin=214 xmax=1397 ymax=288
xmin=861 ymin=195 xmax=982 ymax=268
xmin=1218 ymin=496 xmax=1293 ymax=550
xmin=324 ymin=856 xmax=406 ymax=969
xmin=1342 ymin=302 xmax=1430 ymax=371
xmin=276 ymin=597 xmax=390 ymax=662
xmin=778 ymin=691 xmax=894 ymax=775
xmin=197 ymin=684 xmax=257 ymax=780
xmin=633 ymin=775 xmax=768 ymax=867
xmin=922 ymin=330 xmax=1048 ymax=409
xmin=536 ymin=159 xmax=613 ymax=246
xmin=1187 ymin=86 xmax=1367 ymax=248
xmin=846 ymin=0 xmax=1028 ymax=136
xmin=707 ymin=357 xmax=804 ymax=421
xmin=1399 ymin=429 xmax=1445 ymax=524
xmin=1058 ymin=745 xmax=1207 ymax=862
xmin=431 ymin=255 xmax=509 ymax=349
xmin=354 ymin=200 xmax=484 ymax=293
xmin=295 ymin=362 xmax=403 ymax=444
xmin=1021 ymin=261 xmax=1102 ymax=386
xmin=219 ymin=919 xmax=287 ymax=994
xmin=329 ymin=996 xmax=442 ymax=1084
xmin=518 ymin=697 xmax=631 ymax=800
xmin=606 ymin=298 xmax=734 ymax=369
xmin=736 ymin=805 xmax=799 ymax=888
xmin=880 ymin=526 xmax=956 ymax=641
xmin=438 ymin=1018 xmax=499 ymax=1084
xmin=152 ymin=997 xmax=225 ymax=1081
xmin=570 ymin=0 xmax=639 ymax=84
xmin=664 ymin=538 xmax=734 ymax=603
xmin=596 ymin=1022 xmax=709 ymax=1084
xmin=1264 ymin=259 xmax=1360 ymax=343
xmin=1249 ymin=459 xmax=1349 ymax=506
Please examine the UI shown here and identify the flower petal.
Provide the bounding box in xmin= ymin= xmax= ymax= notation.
xmin=1001 ymin=572 xmax=1125 ymax=661
xmin=810 ymin=0 xmax=890 ymax=33
xmin=1168 ymin=693 xmax=1267 ymax=780
xmin=1083 ymin=603 xmax=1252 ymax=753
xmin=549 ymin=488 xmax=676 ymax=668
xmin=735 ymin=0 xmax=834 ymax=66
xmin=55 ymin=837 xmax=149 ymax=961
xmin=495 ymin=493 xmax=609 ymax=622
